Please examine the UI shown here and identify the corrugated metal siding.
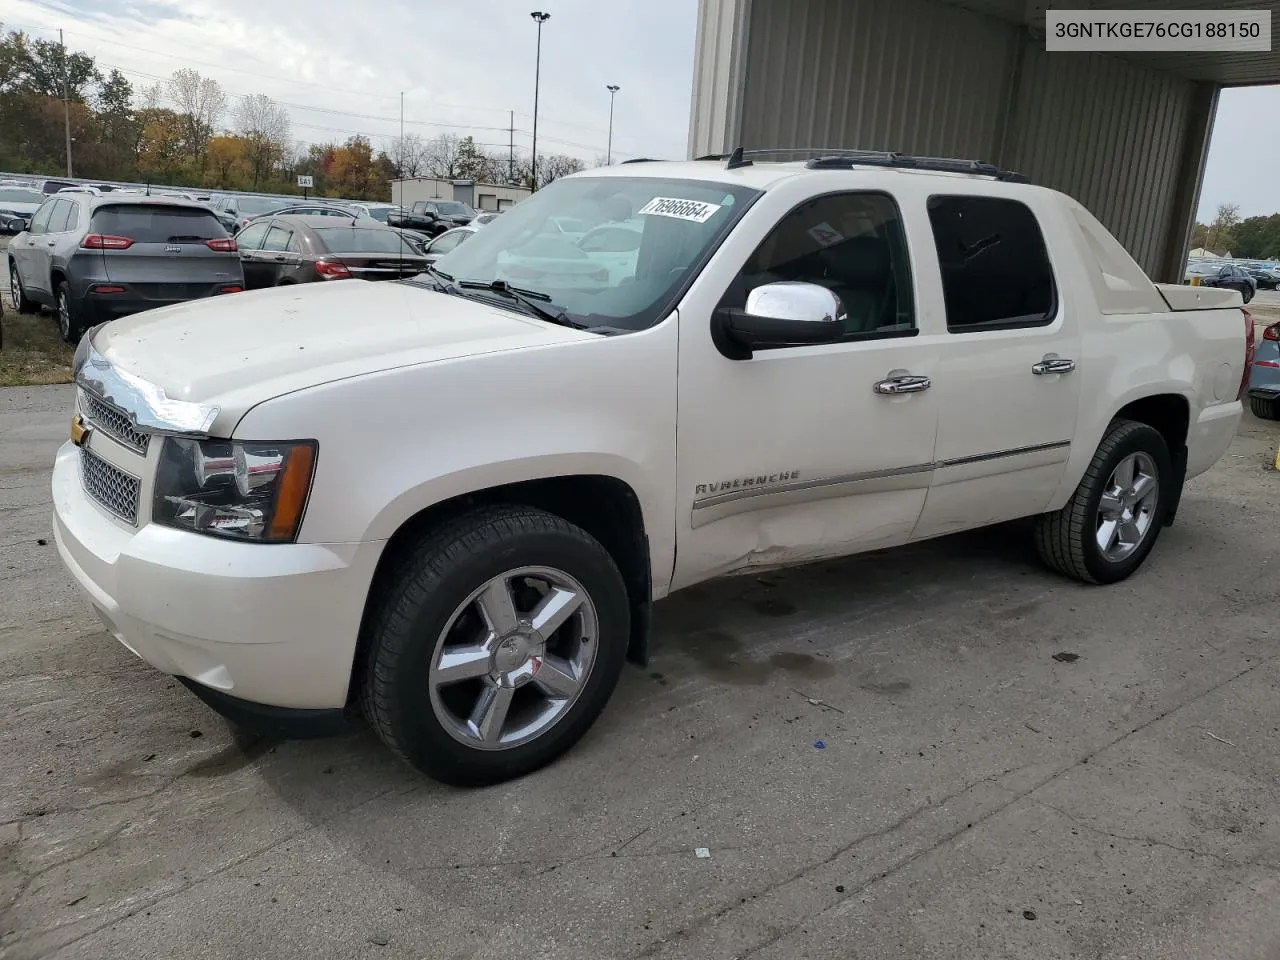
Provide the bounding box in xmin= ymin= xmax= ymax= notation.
xmin=1001 ymin=48 xmax=1197 ymax=273
xmin=738 ymin=0 xmax=1017 ymax=161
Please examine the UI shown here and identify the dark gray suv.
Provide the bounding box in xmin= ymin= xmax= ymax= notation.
xmin=7 ymin=194 xmax=245 ymax=342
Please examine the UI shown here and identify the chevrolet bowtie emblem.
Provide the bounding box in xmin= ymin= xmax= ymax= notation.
xmin=70 ymin=413 xmax=91 ymax=447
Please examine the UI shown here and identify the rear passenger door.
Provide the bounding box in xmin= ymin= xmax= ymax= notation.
xmin=234 ymin=221 xmax=271 ymax=288
xmin=26 ymin=199 xmax=72 ymax=298
xmin=911 ymin=193 xmax=1082 ymax=541
xmin=258 ymin=223 xmax=297 ymax=285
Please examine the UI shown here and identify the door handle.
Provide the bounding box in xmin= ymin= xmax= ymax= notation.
xmin=874 ymin=374 xmax=932 ymax=395
xmin=45 ymin=241 xmax=55 ymax=247
xmin=272 ymin=254 xmax=286 ymax=262
xmin=1032 ymin=356 xmax=1076 ymax=375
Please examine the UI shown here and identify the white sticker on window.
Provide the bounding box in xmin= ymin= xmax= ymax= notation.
xmin=807 ymin=222 xmax=845 ymax=247
xmin=638 ymin=197 xmax=721 ymax=223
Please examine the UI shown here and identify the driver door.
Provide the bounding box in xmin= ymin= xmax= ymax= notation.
xmin=671 ymin=186 xmax=942 ymax=590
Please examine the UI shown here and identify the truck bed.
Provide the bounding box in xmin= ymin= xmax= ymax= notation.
xmin=1156 ymin=283 xmax=1242 ymax=311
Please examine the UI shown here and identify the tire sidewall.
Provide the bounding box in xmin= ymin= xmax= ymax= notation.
xmin=381 ymin=525 xmax=629 ymax=784
xmin=1081 ymin=423 xmax=1172 ymax=583
xmin=57 ymin=284 xmax=72 ymax=340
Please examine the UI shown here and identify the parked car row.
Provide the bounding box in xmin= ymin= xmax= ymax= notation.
xmin=1184 ymin=260 xmax=1258 ymax=302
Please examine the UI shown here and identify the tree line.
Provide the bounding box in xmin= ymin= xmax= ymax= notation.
xmin=0 ymin=25 xmax=587 ymax=201
xmin=1191 ymin=203 xmax=1280 ymax=261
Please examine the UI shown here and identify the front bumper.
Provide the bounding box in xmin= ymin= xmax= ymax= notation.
xmin=52 ymin=441 xmax=384 ymax=711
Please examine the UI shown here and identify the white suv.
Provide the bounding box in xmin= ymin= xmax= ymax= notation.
xmin=53 ymin=152 xmax=1247 ymax=785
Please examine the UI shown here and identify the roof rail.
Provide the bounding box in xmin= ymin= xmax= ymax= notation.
xmin=802 ymin=150 xmax=1029 ymax=182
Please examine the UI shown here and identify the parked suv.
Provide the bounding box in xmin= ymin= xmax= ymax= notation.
xmin=8 ymin=194 xmax=243 ymax=342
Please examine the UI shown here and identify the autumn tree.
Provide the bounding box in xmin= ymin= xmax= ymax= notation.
xmin=166 ymin=68 xmax=225 ymax=168
xmin=234 ymin=93 xmax=290 ymax=188
xmin=424 ymin=133 xmax=463 ymax=180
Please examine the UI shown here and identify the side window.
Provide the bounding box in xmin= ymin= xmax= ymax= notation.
xmin=926 ymin=195 xmax=1056 ymax=331
xmin=235 ymin=222 xmax=269 ymax=250
xmin=28 ymin=200 xmax=55 ymax=235
xmin=262 ymin=225 xmax=292 ymax=252
xmin=65 ymin=201 xmax=79 ymax=232
xmin=429 ymin=230 xmax=466 ymax=255
xmin=46 ymin=199 xmax=72 ymax=233
xmin=726 ymin=191 xmax=916 ymax=340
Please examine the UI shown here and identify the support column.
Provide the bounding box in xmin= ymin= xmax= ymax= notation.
xmin=687 ymin=0 xmax=753 ymax=158
xmin=1158 ymin=82 xmax=1220 ymax=284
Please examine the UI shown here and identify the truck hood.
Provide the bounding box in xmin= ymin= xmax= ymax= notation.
xmin=88 ymin=280 xmax=591 ymax=430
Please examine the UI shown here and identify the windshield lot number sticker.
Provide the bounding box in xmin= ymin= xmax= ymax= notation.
xmin=638 ymin=197 xmax=721 ymax=223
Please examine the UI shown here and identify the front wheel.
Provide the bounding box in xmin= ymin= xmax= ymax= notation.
xmin=1034 ymin=420 xmax=1172 ymax=585
xmin=9 ymin=262 xmax=38 ymax=314
xmin=360 ymin=505 xmax=630 ymax=786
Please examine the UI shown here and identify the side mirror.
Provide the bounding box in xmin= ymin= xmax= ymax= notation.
xmin=716 ymin=282 xmax=846 ymax=358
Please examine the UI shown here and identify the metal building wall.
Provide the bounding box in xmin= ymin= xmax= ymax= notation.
xmin=736 ymin=0 xmax=1018 ymax=162
xmin=1001 ymin=46 xmax=1201 ymax=274
xmin=689 ymin=0 xmax=1217 ymax=279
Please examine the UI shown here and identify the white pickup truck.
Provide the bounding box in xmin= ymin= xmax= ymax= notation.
xmin=52 ymin=152 xmax=1251 ymax=785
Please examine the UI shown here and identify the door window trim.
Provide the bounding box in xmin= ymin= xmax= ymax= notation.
xmin=926 ymin=193 xmax=1060 ymax=334
xmin=717 ymin=189 xmax=920 ymax=350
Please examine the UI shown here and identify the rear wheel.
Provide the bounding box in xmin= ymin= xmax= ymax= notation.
xmin=360 ymin=505 xmax=630 ymax=786
xmin=9 ymin=262 xmax=38 ymax=314
xmin=1035 ymin=420 xmax=1171 ymax=585
xmin=1250 ymin=395 xmax=1280 ymax=421
xmin=56 ymin=281 xmax=85 ymax=344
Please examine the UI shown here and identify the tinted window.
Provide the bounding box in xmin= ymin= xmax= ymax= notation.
xmin=262 ymin=225 xmax=293 ymax=252
xmin=90 ymin=205 xmax=226 ymax=242
xmin=927 ymin=195 xmax=1056 ymax=331
xmin=235 ymin=221 xmax=270 ymax=250
xmin=313 ymin=227 xmax=416 ymax=254
xmin=65 ymin=202 xmax=79 ymax=232
xmin=726 ymin=191 xmax=916 ymax=340
xmin=46 ymin=199 xmax=73 ymax=233
xmin=28 ymin=200 xmax=56 ymax=234
xmin=364 ymin=207 xmax=391 ymax=222
xmin=435 ymin=202 xmax=473 ymax=217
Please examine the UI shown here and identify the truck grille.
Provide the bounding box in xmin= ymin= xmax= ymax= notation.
xmin=80 ymin=447 xmax=141 ymax=525
xmin=81 ymin=391 xmax=150 ymax=454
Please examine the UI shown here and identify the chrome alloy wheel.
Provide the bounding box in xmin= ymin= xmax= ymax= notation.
xmin=1096 ymin=451 xmax=1160 ymax=562
xmin=9 ymin=267 xmax=20 ymax=306
xmin=57 ymin=287 xmax=71 ymax=339
xmin=427 ymin=566 xmax=599 ymax=751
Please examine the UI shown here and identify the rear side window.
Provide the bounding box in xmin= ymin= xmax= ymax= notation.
xmin=90 ymin=205 xmax=226 ymax=243
xmin=926 ymin=196 xmax=1056 ymax=331
xmin=47 ymin=199 xmax=72 ymax=233
xmin=313 ymin=228 xmax=414 ymax=254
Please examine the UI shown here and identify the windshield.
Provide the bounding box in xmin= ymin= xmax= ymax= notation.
xmin=313 ymin=227 xmax=418 ymax=254
xmin=0 ymin=188 xmax=43 ymax=204
xmin=238 ymin=197 xmax=289 ymax=215
xmin=435 ymin=202 xmax=474 ymax=217
xmin=430 ymin=175 xmax=760 ymax=331
xmin=364 ymin=206 xmax=391 ymax=222
xmin=1187 ymin=264 xmax=1217 ymax=275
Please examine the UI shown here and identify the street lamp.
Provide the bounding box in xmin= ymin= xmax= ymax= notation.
xmin=606 ymin=84 xmax=620 ymax=165
xmin=530 ymin=11 xmax=551 ymax=190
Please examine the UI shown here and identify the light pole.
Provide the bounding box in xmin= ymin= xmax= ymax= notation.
xmin=606 ymin=84 xmax=620 ymax=165
xmin=530 ymin=11 xmax=551 ymax=190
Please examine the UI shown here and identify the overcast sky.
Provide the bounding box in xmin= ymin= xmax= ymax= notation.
xmin=0 ymin=0 xmax=695 ymax=164
xmin=0 ymin=0 xmax=1267 ymax=224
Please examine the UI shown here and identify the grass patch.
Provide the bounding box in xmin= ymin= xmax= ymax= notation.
xmin=0 ymin=304 xmax=75 ymax=387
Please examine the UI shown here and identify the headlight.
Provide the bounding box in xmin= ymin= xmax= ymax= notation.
xmin=152 ymin=438 xmax=317 ymax=542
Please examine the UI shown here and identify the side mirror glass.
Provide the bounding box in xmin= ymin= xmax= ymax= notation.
xmin=723 ymin=281 xmax=846 ymax=353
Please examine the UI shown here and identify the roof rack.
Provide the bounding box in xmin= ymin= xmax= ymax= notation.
xmin=621 ymin=157 xmax=663 ymax=164
xmin=804 ymin=151 xmax=1028 ymax=182
xmin=693 ymin=146 xmax=1027 ymax=182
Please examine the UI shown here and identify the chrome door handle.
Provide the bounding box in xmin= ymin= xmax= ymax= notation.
xmin=45 ymin=241 xmax=55 ymax=247
xmin=874 ymin=374 xmax=932 ymax=395
xmin=1032 ymin=357 xmax=1076 ymax=375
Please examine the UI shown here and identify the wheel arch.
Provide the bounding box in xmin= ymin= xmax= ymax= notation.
xmin=347 ymin=473 xmax=653 ymax=709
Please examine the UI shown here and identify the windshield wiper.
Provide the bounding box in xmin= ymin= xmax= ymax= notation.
xmin=456 ymin=278 xmax=587 ymax=329
xmin=424 ymin=265 xmax=457 ymax=293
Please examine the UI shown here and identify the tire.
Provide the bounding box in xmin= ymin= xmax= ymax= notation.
xmin=56 ymin=280 xmax=85 ymax=344
xmin=1034 ymin=420 xmax=1172 ymax=585
xmin=9 ymin=261 xmax=38 ymax=314
xmin=1251 ymin=395 xmax=1280 ymax=421
xmin=360 ymin=504 xmax=630 ymax=786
